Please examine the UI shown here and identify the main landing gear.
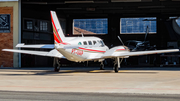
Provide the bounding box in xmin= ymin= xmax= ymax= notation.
xmin=53 ymin=58 xmax=61 ymax=72
xmin=100 ymin=61 xmax=104 ymax=70
xmin=113 ymin=57 xmax=123 ymax=73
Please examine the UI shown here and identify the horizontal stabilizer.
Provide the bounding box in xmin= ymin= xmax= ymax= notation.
xmin=16 ymin=43 xmax=54 ymax=49
xmin=2 ymin=49 xmax=64 ymax=58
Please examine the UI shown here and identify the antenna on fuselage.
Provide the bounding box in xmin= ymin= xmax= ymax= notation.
xmin=81 ymin=33 xmax=84 ymax=37
xmin=117 ymin=36 xmax=124 ymax=46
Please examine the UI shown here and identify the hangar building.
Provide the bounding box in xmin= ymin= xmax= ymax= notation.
xmin=0 ymin=0 xmax=180 ymax=67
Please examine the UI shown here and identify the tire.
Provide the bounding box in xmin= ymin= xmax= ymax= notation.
xmin=54 ymin=64 xmax=60 ymax=72
xmin=100 ymin=64 xmax=104 ymax=70
xmin=114 ymin=64 xmax=118 ymax=73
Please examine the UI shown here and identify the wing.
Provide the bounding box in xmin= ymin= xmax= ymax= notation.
xmin=102 ymin=48 xmax=179 ymax=59
xmin=2 ymin=49 xmax=64 ymax=58
xmin=16 ymin=43 xmax=54 ymax=49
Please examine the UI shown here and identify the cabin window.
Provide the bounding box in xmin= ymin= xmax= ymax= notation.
xmin=78 ymin=42 xmax=82 ymax=45
xmin=83 ymin=41 xmax=87 ymax=45
xmin=93 ymin=41 xmax=96 ymax=45
xmin=88 ymin=41 xmax=92 ymax=45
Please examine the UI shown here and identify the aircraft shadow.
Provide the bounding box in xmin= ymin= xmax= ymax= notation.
xmin=0 ymin=69 xmax=159 ymax=75
xmin=1 ymin=66 xmax=179 ymax=75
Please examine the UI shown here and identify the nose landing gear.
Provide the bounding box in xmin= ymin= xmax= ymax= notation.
xmin=114 ymin=57 xmax=123 ymax=73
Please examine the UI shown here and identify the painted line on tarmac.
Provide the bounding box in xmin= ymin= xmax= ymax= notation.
xmin=89 ymin=70 xmax=127 ymax=73
xmin=59 ymin=70 xmax=128 ymax=73
xmin=0 ymin=86 xmax=180 ymax=91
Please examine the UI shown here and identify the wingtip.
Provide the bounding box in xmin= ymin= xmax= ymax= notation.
xmin=16 ymin=43 xmax=25 ymax=47
xmin=2 ymin=49 xmax=9 ymax=51
xmin=174 ymin=49 xmax=180 ymax=52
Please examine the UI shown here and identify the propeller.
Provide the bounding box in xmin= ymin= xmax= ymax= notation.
xmin=144 ymin=26 xmax=149 ymax=42
xmin=117 ymin=36 xmax=124 ymax=46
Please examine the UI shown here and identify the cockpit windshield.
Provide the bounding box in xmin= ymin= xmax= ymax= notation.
xmin=100 ymin=40 xmax=105 ymax=46
xmin=97 ymin=40 xmax=105 ymax=47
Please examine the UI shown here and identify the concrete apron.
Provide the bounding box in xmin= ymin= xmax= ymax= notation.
xmin=0 ymin=67 xmax=180 ymax=94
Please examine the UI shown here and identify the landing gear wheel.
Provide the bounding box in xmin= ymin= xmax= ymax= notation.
xmin=53 ymin=58 xmax=60 ymax=72
xmin=100 ymin=64 xmax=104 ymax=70
xmin=114 ymin=64 xmax=118 ymax=73
xmin=54 ymin=64 xmax=60 ymax=72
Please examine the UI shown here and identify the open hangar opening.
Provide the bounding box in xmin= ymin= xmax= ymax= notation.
xmin=21 ymin=0 xmax=180 ymax=67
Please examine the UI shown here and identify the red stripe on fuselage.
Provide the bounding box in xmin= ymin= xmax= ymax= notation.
xmin=50 ymin=12 xmax=63 ymax=43
xmin=116 ymin=49 xmax=125 ymax=51
xmin=78 ymin=47 xmax=105 ymax=53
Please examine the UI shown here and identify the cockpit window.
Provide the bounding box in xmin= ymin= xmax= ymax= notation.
xmin=78 ymin=42 xmax=82 ymax=45
xmin=97 ymin=40 xmax=100 ymax=43
xmin=97 ymin=40 xmax=104 ymax=47
xmin=83 ymin=41 xmax=87 ymax=45
xmin=88 ymin=41 xmax=92 ymax=45
xmin=100 ymin=40 xmax=105 ymax=47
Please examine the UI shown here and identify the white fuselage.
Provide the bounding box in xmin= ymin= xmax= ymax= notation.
xmin=55 ymin=36 xmax=109 ymax=62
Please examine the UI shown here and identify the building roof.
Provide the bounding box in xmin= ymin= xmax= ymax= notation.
xmin=73 ymin=27 xmax=96 ymax=35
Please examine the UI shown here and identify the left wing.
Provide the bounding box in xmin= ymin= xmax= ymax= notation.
xmin=102 ymin=48 xmax=179 ymax=58
xmin=2 ymin=49 xmax=64 ymax=58
xmin=16 ymin=43 xmax=54 ymax=49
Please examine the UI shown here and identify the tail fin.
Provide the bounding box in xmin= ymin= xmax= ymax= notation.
xmin=50 ymin=11 xmax=65 ymax=44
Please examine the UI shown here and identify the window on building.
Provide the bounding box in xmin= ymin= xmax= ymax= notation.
xmin=24 ymin=19 xmax=33 ymax=30
xmin=73 ymin=18 xmax=108 ymax=35
xmin=40 ymin=21 xmax=48 ymax=32
xmin=120 ymin=17 xmax=156 ymax=34
xmin=24 ymin=19 xmax=51 ymax=32
xmin=0 ymin=14 xmax=10 ymax=33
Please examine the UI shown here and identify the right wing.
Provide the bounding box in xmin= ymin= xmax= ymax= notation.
xmin=2 ymin=49 xmax=64 ymax=58
xmin=102 ymin=48 xmax=179 ymax=58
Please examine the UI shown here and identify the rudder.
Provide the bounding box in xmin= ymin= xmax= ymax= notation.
xmin=50 ymin=11 xmax=65 ymax=44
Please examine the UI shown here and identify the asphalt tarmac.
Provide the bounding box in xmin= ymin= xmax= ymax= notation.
xmin=0 ymin=67 xmax=180 ymax=95
xmin=0 ymin=91 xmax=180 ymax=101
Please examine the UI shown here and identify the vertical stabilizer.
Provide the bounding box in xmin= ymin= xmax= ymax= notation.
xmin=50 ymin=11 xmax=66 ymax=44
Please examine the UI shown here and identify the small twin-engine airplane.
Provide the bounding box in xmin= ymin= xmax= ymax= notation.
xmin=2 ymin=11 xmax=179 ymax=72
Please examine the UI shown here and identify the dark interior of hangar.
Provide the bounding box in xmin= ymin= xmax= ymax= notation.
xmin=21 ymin=0 xmax=180 ymax=67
